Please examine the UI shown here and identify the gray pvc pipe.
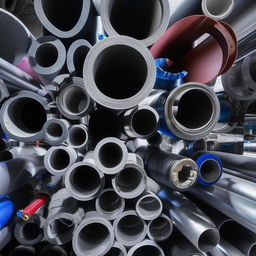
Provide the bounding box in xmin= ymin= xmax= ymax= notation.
xmin=72 ymin=212 xmax=114 ymax=256
xmin=113 ymin=210 xmax=147 ymax=247
xmin=28 ymin=36 xmax=66 ymax=85
xmin=0 ymin=91 xmax=50 ymax=142
xmin=44 ymin=188 xmax=85 ymax=245
xmin=100 ymin=0 xmax=170 ymax=46
xmin=83 ymin=36 xmax=156 ymax=110
xmin=104 ymin=242 xmax=127 ymax=256
xmin=67 ymin=124 xmax=89 ymax=150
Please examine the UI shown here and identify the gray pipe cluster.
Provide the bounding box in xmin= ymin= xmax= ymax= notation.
xmin=1 ymin=0 xmax=256 ymax=255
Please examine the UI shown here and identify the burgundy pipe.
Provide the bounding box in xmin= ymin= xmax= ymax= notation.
xmin=150 ymin=15 xmax=237 ymax=84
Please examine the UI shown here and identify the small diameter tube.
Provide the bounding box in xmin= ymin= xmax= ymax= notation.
xmin=113 ymin=210 xmax=147 ymax=247
xmin=94 ymin=137 xmax=128 ymax=175
xmin=72 ymin=212 xmax=114 ymax=256
xmin=65 ymin=161 xmax=105 ymax=201
xmin=67 ymin=124 xmax=89 ymax=150
xmin=44 ymin=145 xmax=78 ymax=176
xmin=135 ymin=191 xmax=163 ymax=221
xmin=127 ymin=239 xmax=165 ymax=256
xmin=95 ymin=189 xmax=125 ymax=220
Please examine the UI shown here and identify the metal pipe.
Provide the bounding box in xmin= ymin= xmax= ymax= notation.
xmin=127 ymin=239 xmax=165 ymax=256
xmin=67 ymin=39 xmax=92 ymax=77
xmin=39 ymin=244 xmax=68 ymax=256
xmin=0 ymin=91 xmax=49 ymax=142
xmin=0 ymin=8 xmax=32 ymax=65
xmin=56 ymin=76 xmax=94 ymax=120
xmin=113 ymin=210 xmax=146 ymax=247
xmin=28 ymin=36 xmax=66 ymax=85
xmin=136 ymin=146 xmax=198 ymax=191
xmin=43 ymin=118 xmax=70 ymax=146
xmin=83 ymin=36 xmax=156 ymax=110
xmin=104 ymin=242 xmax=127 ymax=256
xmin=34 ymin=0 xmax=97 ymax=45
xmin=72 ymin=212 xmax=114 ymax=256
xmin=14 ymin=214 xmax=44 ymax=245
xmin=158 ymin=190 xmax=220 ymax=252
xmin=122 ymin=105 xmax=159 ymax=139
xmin=65 ymin=160 xmax=105 ymax=201
xmin=112 ymin=153 xmax=147 ymax=199
xmin=9 ymin=245 xmax=36 ymax=256
xmin=67 ymin=124 xmax=89 ymax=150
xmin=94 ymin=137 xmax=128 ymax=175
xmin=44 ymin=145 xmax=78 ymax=176
xmin=95 ymin=189 xmax=125 ymax=220
xmin=135 ymin=191 xmax=163 ymax=221
xmin=44 ymin=189 xmax=85 ymax=245
xmin=147 ymin=213 xmax=173 ymax=242
xmin=100 ymin=0 xmax=170 ymax=46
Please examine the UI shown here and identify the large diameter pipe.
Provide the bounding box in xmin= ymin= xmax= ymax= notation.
xmin=65 ymin=160 xmax=105 ymax=201
xmin=158 ymin=190 xmax=220 ymax=252
xmin=95 ymin=189 xmax=125 ymax=220
xmin=136 ymin=146 xmax=198 ymax=191
xmin=67 ymin=39 xmax=92 ymax=77
xmin=56 ymin=76 xmax=94 ymax=120
xmin=100 ymin=0 xmax=170 ymax=47
xmin=113 ymin=210 xmax=147 ymax=247
xmin=0 ymin=8 xmax=32 ymax=65
xmin=72 ymin=212 xmax=114 ymax=256
xmin=83 ymin=36 xmax=156 ymax=110
xmin=44 ymin=189 xmax=85 ymax=245
xmin=151 ymin=15 xmax=237 ymax=84
xmin=122 ymin=105 xmax=159 ymax=139
xmin=127 ymin=239 xmax=165 ymax=256
xmin=94 ymin=137 xmax=128 ymax=175
xmin=147 ymin=213 xmax=173 ymax=242
xmin=28 ymin=36 xmax=66 ymax=85
xmin=44 ymin=145 xmax=78 ymax=176
xmin=34 ymin=0 xmax=97 ymax=45
xmin=0 ymin=91 xmax=49 ymax=142
xmin=112 ymin=153 xmax=147 ymax=199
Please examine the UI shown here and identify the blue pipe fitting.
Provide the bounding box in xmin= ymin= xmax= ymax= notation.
xmin=0 ymin=198 xmax=14 ymax=229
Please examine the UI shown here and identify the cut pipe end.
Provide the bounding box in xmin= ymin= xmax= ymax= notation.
xmin=198 ymin=228 xmax=220 ymax=252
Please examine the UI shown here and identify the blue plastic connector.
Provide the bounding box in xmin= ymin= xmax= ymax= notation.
xmin=0 ymin=198 xmax=14 ymax=229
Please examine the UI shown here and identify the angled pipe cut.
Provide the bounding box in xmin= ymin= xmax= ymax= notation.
xmin=83 ymin=36 xmax=156 ymax=110
xmin=151 ymin=15 xmax=237 ymax=84
xmin=100 ymin=0 xmax=170 ymax=46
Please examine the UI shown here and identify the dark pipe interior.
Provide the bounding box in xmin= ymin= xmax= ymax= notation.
xmin=0 ymin=150 xmax=13 ymax=161
xmin=50 ymin=149 xmax=70 ymax=170
xmin=41 ymin=0 xmax=83 ymax=31
xmin=174 ymin=90 xmax=213 ymax=129
xmin=247 ymin=101 xmax=256 ymax=114
xmin=178 ymin=165 xmax=193 ymax=183
xmin=50 ymin=218 xmax=75 ymax=241
xmin=105 ymin=247 xmax=124 ymax=256
xmin=47 ymin=123 xmax=63 ymax=138
xmin=149 ymin=216 xmax=171 ymax=239
xmin=69 ymin=126 xmax=87 ymax=146
xmin=250 ymin=61 xmax=256 ymax=83
xmin=73 ymin=45 xmax=91 ymax=77
xmin=109 ymin=0 xmax=162 ymax=40
xmin=200 ymin=160 xmax=221 ymax=183
xmin=20 ymin=222 xmax=41 ymax=241
xmin=99 ymin=190 xmax=122 ymax=212
xmin=132 ymin=245 xmax=162 ymax=256
xmin=36 ymin=44 xmax=58 ymax=68
xmin=198 ymin=229 xmax=219 ymax=252
xmin=94 ymin=45 xmax=147 ymax=99
xmin=138 ymin=196 xmax=160 ymax=216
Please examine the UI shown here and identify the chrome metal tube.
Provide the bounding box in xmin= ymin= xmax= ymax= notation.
xmin=159 ymin=190 xmax=220 ymax=252
xmin=113 ymin=210 xmax=147 ymax=247
xmin=83 ymin=36 xmax=156 ymax=110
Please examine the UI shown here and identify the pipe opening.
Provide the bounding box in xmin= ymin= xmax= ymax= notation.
xmin=98 ymin=142 xmax=123 ymax=168
xmin=41 ymin=0 xmax=83 ymax=31
xmin=69 ymin=126 xmax=87 ymax=146
xmin=35 ymin=44 xmax=58 ymax=68
xmin=105 ymin=247 xmax=124 ymax=256
xmin=204 ymin=0 xmax=233 ymax=16
xmin=94 ymin=45 xmax=147 ymax=99
xmin=10 ymin=248 xmax=34 ymax=256
xmin=178 ymin=165 xmax=193 ymax=183
xmin=131 ymin=245 xmax=162 ymax=256
xmin=47 ymin=123 xmax=63 ymax=139
xmin=77 ymin=223 xmax=111 ymax=254
xmin=116 ymin=167 xmax=143 ymax=192
xmin=70 ymin=165 xmax=100 ymax=194
xmin=200 ymin=159 xmax=221 ymax=183
xmin=108 ymin=0 xmax=163 ymax=40
xmin=61 ymin=86 xmax=88 ymax=115
xmin=50 ymin=149 xmax=70 ymax=170
xmin=41 ymin=248 xmax=65 ymax=256
xmin=8 ymin=97 xmax=47 ymax=133
xmin=117 ymin=215 xmax=144 ymax=242
xmin=49 ymin=218 xmax=75 ymax=242
xmin=148 ymin=216 xmax=171 ymax=240
xmin=73 ymin=46 xmax=91 ymax=77
xmin=0 ymin=150 xmax=13 ymax=161
xmin=132 ymin=109 xmax=157 ymax=136
xmin=247 ymin=101 xmax=256 ymax=114
xmin=174 ymin=90 xmax=213 ymax=129
xmin=137 ymin=195 xmax=161 ymax=219
xmin=250 ymin=245 xmax=256 ymax=256
xmin=198 ymin=229 xmax=219 ymax=252
xmin=98 ymin=190 xmax=122 ymax=213
xmin=20 ymin=222 xmax=41 ymax=241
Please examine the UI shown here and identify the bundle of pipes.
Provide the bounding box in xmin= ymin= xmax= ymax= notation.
xmin=1 ymin=0 xmax=256 ymax=255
